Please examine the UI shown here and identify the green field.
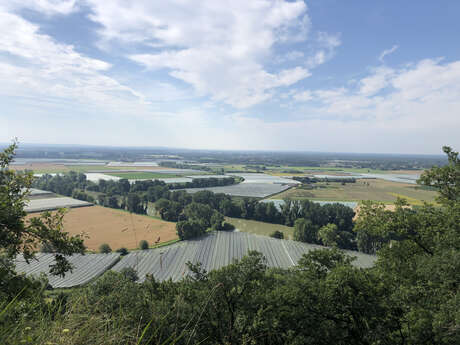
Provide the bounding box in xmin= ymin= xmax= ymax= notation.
xmin=270 ymin=179 xmax=437 ymax=205
xmin=225 ymin=217 xmax=294 ymax=239
xmin=220 ymin=164 xmax=424 ymax=176
xmin=105 ymin=172 xmax=184 ymax=179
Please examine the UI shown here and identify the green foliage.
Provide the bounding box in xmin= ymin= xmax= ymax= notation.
xmin=116 ymin=247 xmax=128 ymax=255
xmin=139 ymin=240 xmax=149 ymax=250
xmin=99 ymin=243 xmax=112 ymax=253
xmin=270 ymin=230 xmax=284 ymax=239
xmin=293 ymin=218 xmax=318 ymax=243
xmin=418 ymin=146 xmax=460 ymax=203
xmin=0 ymin=142 xmax=84 ymax=279
xmin=176 ymin=220 xmax=206 ymax=240
xmin=317 ymin=223 xmax=339 ymax=247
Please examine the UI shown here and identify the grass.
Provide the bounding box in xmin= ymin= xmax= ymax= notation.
xmin=149 ymin=238 xmax=180 ymax=249
xmin=225 ymin=217 xmax=294 ymax=240
xmin=105 ymin=172 xmax=184 ymax=179
xmin=269 ymin=179 xmax=437 ymax=205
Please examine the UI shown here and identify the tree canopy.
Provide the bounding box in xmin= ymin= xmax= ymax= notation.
xmin=0 ymin=142 xmax=85 ymax=286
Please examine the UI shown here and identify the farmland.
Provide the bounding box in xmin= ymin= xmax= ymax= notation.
xmin=13 ymin=231 xmax=375 ymax=287
xmin=112 ymin=231 xmax=376 ymax=282
xmin=183 ymin=182 xmax=292 ymax=198
xmin=270 ymin=178 xmax=437 ymax=205
xmin=27 ymin=206 xmax=178 ymax=251
xmin=14 ymin=253 xmax=119 ymax=288
xmin=226 ymin=217 xmax=295 ymax=239
xmin=25 ymin=197 xmax=93 ymax=213
xmin=105 ymin=171 xmax=184 ymax=179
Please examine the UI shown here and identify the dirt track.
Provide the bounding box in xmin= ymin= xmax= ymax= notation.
xmin=28 ymin=206 xmax=177 ymax=251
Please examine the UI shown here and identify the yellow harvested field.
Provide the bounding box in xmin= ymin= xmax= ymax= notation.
xmin=27 ymin=206 xmax=178 ymax=251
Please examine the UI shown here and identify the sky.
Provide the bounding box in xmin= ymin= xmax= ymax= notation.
xmin=1 ymin=0 xmax=459 ymax=154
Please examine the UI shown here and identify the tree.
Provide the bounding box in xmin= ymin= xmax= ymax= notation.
xmin=0 ymin=142 xmax=85 ymax=279
xmin=99 ymin=243 xmax=112 ymax=253
xmin=127 ymin=193 xmax=145 ymax=214
xmin=210 ymin=211 xmax=225 ymax=230
xmin=293 ymin=218 xmax=318 ymax=243
xmin=176 ymin=220 xmax=206 ymax=240
xmin=317 ymin=223 xmax=339 ymax=247
xmin=418 ymin=146 xmax=460 ymax=203
xmin=354 ymin=146 xmax=460 ymax=344
xmin=139 ymin=240 xmax=149 ymax=250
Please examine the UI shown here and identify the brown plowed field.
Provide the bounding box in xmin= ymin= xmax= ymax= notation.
xmin=27 ymin=206 xmax=177 ymax=251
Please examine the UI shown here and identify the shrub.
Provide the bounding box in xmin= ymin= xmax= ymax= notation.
xmin=139 ymin=240 xmax=149 ymax=250
xmin=222 ymin=222 xmax=236 ymax=231
xmin=116 ymin=247 xmax=128 ymax=256
xmin=120 ymin=267 xmax=138 ymax=282
xmin=40 ymin=241 xmax=55 ymax=253
xmin=99 ymin=243 xmax=112 ymax=253
xmin=270 ymin=230 xmax=284 ymax=239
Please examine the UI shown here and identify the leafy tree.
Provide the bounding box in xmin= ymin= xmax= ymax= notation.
xmin=176 ymin=220 xmax=206 ymax=240
xmin=210 ymin=211 xmax=225 ymax=230
xmin=99 ymin=243 xmax=112 ymax=253
xmin=126 ymin=193 xmax=145 ymax=214
xmin=0 ymin=142 xmax=85 ymax=279
xmin=355 ymin=146 xmax=460 ymax=344
xmin=317 ymin=223 xmax=339 ymax=247
xmin=139 ymin=240 xmax=149 ymax=250
xmin=107 ymin=195 xmax=119 ymax=208
xmin=293 ymin=218 xmax=318 ymax=243
xmin=418 ymin=146 xmax=460 ymax=203
xmin=183 ymin=202 xmax=214 ymax=227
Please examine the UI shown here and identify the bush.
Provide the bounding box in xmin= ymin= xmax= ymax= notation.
xmin=40 ymin=241 xmax=55 ymax=253
xmin=99 ymin=243 xmax=112 ymax=253
xmin=270 ymin=230 xmax=284 ymax=239
xmin=116 ymin=247 xmax=128 ymax=256
xmin=120 ymin=267 xmax=138 ymax=282
xmin=222 ymin=222 xmax=236 ymax=231
xmin=139 ymin=240 xmax=149 ymax=250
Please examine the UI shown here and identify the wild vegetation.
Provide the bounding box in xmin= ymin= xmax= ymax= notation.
xmin=1 ymin=144 xmax=459 ymax=344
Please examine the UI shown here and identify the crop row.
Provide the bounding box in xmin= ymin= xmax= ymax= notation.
xmin=113 ymin=231 xmax=376 ymax=282
xmin=14 ymin=253 xmax=119 ymax=288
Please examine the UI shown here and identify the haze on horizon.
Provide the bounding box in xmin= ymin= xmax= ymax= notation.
xmin=1 ymin=1 xmax=459 ymax=155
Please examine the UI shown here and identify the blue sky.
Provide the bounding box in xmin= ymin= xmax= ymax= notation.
xmin=1 ymin=0 xmax=459 ymax=154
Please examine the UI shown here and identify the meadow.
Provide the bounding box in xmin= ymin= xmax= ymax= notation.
xmin=270 ymin=178 xmax=437 ymax=205
xmin=226 ymin=216 xmax=295 ymax=239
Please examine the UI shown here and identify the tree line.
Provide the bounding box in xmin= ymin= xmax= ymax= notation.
xmin=33 ymin=171 xmax=358 ymax=249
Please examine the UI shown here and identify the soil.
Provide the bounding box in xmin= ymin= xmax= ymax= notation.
xmin=27 ymin=205 xmax=178 ymax=251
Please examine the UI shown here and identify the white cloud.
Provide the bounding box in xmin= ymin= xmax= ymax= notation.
xmin=359 ymin=67 xmax=394 ymax=96
xmin=302 ymin=58 xmax=460 ymax=129
xmin=0 ymin=10 xmax=146 ymax=110
xmin=0 ymin=0 xmax=78 ymax=15
xmin=305 ymin=32 xmax=341 ymax=68
xmin=85 ymin=0 xmax=319 ymax=108
xmin=379 ymin=45 xmax=399 ymax=63
xmin=292 ymin=90 xmax=313 ymax=102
